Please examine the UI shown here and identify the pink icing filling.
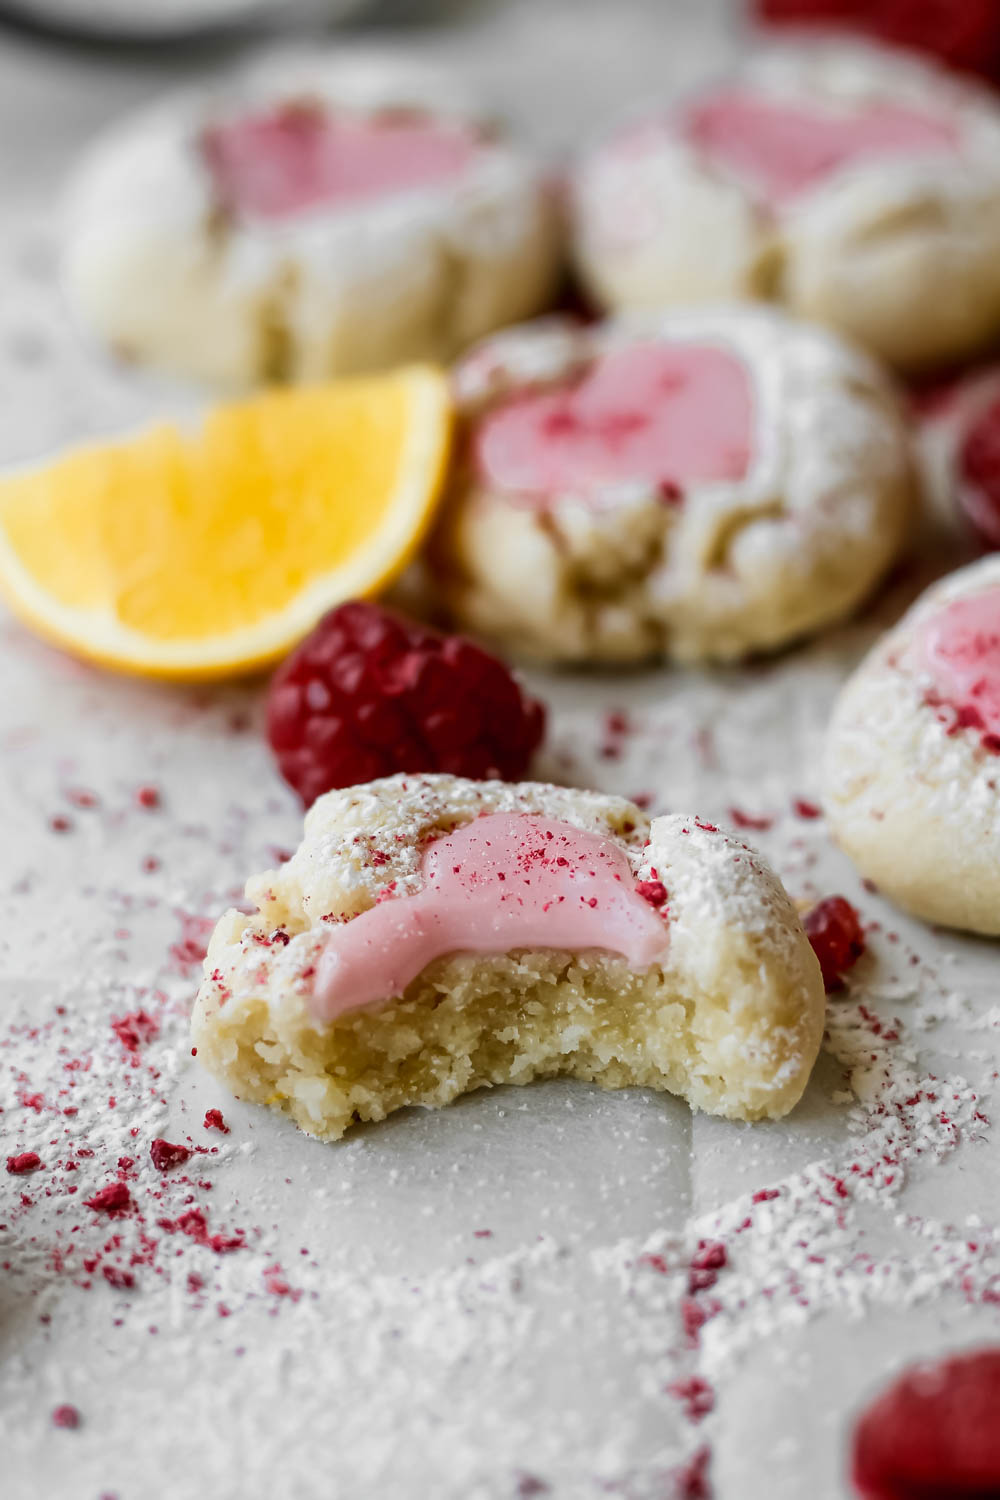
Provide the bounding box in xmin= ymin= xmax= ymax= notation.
xmin=473 ymin=342 xmax=753 ymax=501
xmin=680 ymin=89 xmax=959 ymax=204
xmin=916 ymin=588 xmax=1000 ymax=747
xmin=202 ymin=103 xmax=480 ymax=221
xmin=312 ymin=813 xmax=670 ymax=1022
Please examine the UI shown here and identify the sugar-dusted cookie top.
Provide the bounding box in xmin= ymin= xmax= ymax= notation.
xmin=192 ymin=774 xmax=825 ymax=1138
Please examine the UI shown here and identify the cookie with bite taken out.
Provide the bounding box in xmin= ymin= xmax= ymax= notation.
xmin=192 ymin=775 xmax=826 ymax=1140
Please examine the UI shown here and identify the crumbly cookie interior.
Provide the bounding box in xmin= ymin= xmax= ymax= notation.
xmin=193 ymin=943 xmax=804 ymax=1141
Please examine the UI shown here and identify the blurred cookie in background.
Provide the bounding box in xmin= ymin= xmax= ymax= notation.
xmin=570 ymin=41 xmax=1000 ymax=372
xmin=62 ymin=50 xmax=564 ymax=387
xmin=430 ymin=304 xmax=914 ymax=664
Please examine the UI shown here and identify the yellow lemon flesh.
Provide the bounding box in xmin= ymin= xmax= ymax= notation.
xmin=0 ymin=365 xmax=451 ymax=678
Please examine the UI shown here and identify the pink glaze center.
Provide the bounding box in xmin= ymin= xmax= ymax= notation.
xmin=474 ymin=342 xmax=753 ymax=501
xmin=680 ymin=90 xmax=959 ymax=203
xmin=916 ymin=588 xmax=1000 ymax=742
xmin=202 ymin=104 xmax=480 ymax=221
xmin=312 ymin=813 xmax=670 ymax=1022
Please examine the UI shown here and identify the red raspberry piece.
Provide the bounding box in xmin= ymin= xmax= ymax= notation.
xmin=267 ymin=601 xmax=547 ymax=806
xmin=6 ymin=1151 xmax=41 ymax=1175
xmin=803 ymin=895 xmax=866 ymax=991
xmin=852 ymin=1348 xmax=1000 ymax=1499
xmin=84 ymin=1181 xmax=132 ymax=1215
xmin=958 ymin=394 xmax=1000 ymax=549
xmin=754 ymin=0 xmax=1000 ymax=82
xmin=636 ymin=879 xmax=669 ymax=908
xmin=149 ymin=1138 xmax=191 ymax=1171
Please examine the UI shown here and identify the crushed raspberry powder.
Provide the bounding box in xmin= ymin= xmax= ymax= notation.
xmin=51 ymin=1405 xmax=80 ymax=1430
xmin=728 ymin=807 xmax=773 ymax=831
xmin=203 ymin=1108 xmax=229 ymax=1133
xmin=672 ymin=1444 xmax=712 ymax=1499
xmin=110 ymin=1009 xmax=159 ymax=1053
xmin=102 ymin=1265 xmax=135 ymax=1291
xmin=669 ymin=1376 xmax=715 ymax=1424
xmin=266 ymin=601 xmax=546 ymax=806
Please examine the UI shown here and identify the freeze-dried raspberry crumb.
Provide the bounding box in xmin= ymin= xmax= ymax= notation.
xmin=728 ymin=807 xmax=772 ymax=831
xmin=170 ymin=913 xmax=213 ymax=973
xmin=669 ymin=1376 xmax=715 ymax=1424
xmin=636 ymin=879 xmax=669 ymax=908
xmin=111 ymin=1009 xmax=159 ymax=1053
xmin=6 ymin=1152 xmax=41 ymax=1175
xmin=852 ymin=1347 xmax=1000 ymax=1499
xmin=689 ymin=1241 xmax=727 ymax=1293
xmin=672 ymin=1444 xmax=711 ymax=1499
xmin=804 ymin=895 xmax=866 ymax=991
xmin=204 ymin=1108 xmax=229 ymax=1133
xmin=102 ymin=1265 xmax=135 ymax=1291
xmin=959 ymin=395 xmax=1000 ymax=550
xmin=136 ymin=784 xmax=161 ymax=809
xmin=267 ymin=601 xmax=547 ymax=806
xmin=754 ymin=0 xmax=1000 ymax=82
xmin=84 ymin=1182 xmax=132 ymax=1215
xmin=150 ymin=1139 xmax=191 ymax=1172
xmin=793 ymin=798 xmax=822 ymax=820
xmin=52 ymin=1405 xmax=80 ymax=1430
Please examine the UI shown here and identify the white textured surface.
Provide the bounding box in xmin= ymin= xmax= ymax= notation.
xmin=1 ymin=6 xmax=999 ymax=1500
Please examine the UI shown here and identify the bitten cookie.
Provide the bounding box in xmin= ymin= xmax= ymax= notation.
xmin=571 ymin=42 xmax=1000 ymax=371
xmin=430 ymin=306 xmax=912 ymax=664
xmin=191 ymin=775 xmax=825 ymax=1140
xmin=63 ymin=51 xmax=562 ymax=387
xmin=824 ymin=556 xmax=1000 ymax=934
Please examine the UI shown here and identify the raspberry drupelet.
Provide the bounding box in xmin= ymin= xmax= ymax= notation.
xmin=266 ymin=601 xmax=547 ymax=806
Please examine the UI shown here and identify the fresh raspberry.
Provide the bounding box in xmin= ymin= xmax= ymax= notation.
xmin=267 ymin=601 xmax=547 ymax=806
xmin=803 ymin=895 xmax=866 ymax=991
xmin=958 ymin=395 xmax=1000 ymax=549
xmin=754 ymin=0 xmax=1000 ymax=82
xmin=852 ymin=1348 xmax=1000 ymax=1498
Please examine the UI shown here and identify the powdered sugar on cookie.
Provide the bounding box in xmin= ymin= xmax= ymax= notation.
xmin=192 ymin=774 xmax=825 ymax=1136
xmin=825 ymin=556 xmax=1000 ymax=933
xmin=435 ymin=305 xmax=911 ymax=663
